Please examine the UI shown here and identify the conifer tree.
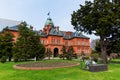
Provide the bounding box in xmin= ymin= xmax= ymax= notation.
xmin=0 ymin=31 xmax=13 ymax=61
xmin=14 ymin=22 xmax=45 ymax=61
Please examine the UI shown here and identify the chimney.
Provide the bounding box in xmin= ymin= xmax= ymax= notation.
xmin=57 ymin=26 xmax=59 ymax=32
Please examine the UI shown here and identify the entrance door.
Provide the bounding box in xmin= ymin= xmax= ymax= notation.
xmin=54 ymin=48 xmax=59 ymax=57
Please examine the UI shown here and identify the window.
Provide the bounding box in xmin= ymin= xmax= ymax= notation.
xmin=78 ymin=41 xmax=80 ymax=45
xmin=57 ymin=39 xmax=60 ymax=44
xmin=82 ymin=42 xmax=85 ymax=45
xmin=52 ymin=39 xmax=55 ymax=44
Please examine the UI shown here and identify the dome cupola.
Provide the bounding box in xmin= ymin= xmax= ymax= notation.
xmin=45 ymin=17 xmax=54 ymax=27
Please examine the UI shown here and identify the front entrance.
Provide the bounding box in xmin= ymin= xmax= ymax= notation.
xmin=53 ymin=48 xmax=59 ymax=57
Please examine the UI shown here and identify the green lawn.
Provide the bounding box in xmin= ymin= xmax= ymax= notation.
xmin=0 ymin=60 xmax=120 ymax=80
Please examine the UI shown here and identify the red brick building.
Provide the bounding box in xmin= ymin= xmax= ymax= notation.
xmin=7 ymin=17 xmax=91 ymax=57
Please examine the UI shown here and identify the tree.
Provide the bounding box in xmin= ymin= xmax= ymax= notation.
xmin=0 ymin=56 xmax=7 ymax=63
xmin=94 ymin=39 xmax=120 ymax=56
xmin=112 ymin=40 xmax=120 ymax=53
xmin=61 ymin=45 xmax=67 ymax=60
xmin=14 ymin=22 xmax=31 ymax=61
xmin=14 ymin=22 xmax=45 ymax=61
xmin=36 ymin=44 xmax=45 ymax=60
xmin=61 ymin=46 xmax=75 ymax=60
xmin=0 ymin=31 xmax=14 ymax=61
xmin=27 ymin=33 xmax=45 ymax=61
xmin=71 ymin=0 xmax=120 ymax=63
xmin=45 ymin=48 xmax=52 ymax=60
xmin=95 ymin=40 xmax=101 ymax=53
xmin=67 ymin=46 xmax=74 ymax=60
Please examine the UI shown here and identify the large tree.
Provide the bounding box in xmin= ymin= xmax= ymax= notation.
xmin=14 ymin=22 xmax=45 ymax=61
xmin=71 ymin=0 xmax=120 ymax=63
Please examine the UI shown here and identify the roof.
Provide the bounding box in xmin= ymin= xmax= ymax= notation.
xmin=37 ymin=27 xmax=89 ymax=39
xmin=7 ymin=25 xmax=19 ymax=31
xmin=0 ymin=18 xmax=89 ymax=39
xmin=0 ymin=18 xmax=21 ymax=31
xmin=6 ymin=24 xmax=89 ymax=39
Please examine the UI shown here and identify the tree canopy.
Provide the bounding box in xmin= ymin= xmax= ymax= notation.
xmin=71 ymin=0 xmax=120 ymax=63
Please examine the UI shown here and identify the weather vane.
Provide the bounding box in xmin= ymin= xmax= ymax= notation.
xmin=47 ymin=12 xmax=50 ymax=18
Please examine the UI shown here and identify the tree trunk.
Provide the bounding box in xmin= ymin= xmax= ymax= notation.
xmin=100 ymin=36 xmax=107 ymax=64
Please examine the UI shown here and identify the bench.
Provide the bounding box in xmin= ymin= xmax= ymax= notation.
xmin=89 ymin=64 xmax=108 ymax=72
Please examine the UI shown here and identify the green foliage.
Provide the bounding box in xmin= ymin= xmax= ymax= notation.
xmin=71 ymin=0 xmax=120 ymax=63
xmin=45 ymin=48 xmax=52 ymax=60
xmin=13 ymin=56 xmax=19 ymax=62
xmin=94 ymin=39 xmax=120 ymax=55
xmin=91 ymin=52 xmax=99 ymax=62
xmin=36 ymin=44 xmax=45 ymax=60
xmin=0 ymin=56 xmax=7 ymax=63
xmin=0 ymin=31 xmax=14 ymax=61
xmin=67 ymin=46 xmax=75 ymax=60
xmin=60 ymin=46 xmax=67 ymax=60
xmin=111 ymin=40 xmax=120 ymax=53
xmin=61 ymin=46 xmax=75 ymax=60
xmin=82 ymin=56 xmax=90 ymax=61
xmin=95 ymin=40 xmax=101 ymax=53
xmin=14 ymin=22 xmax=45 ymax=61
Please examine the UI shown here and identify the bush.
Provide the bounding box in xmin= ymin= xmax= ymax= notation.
xmin=0 ymin=56 xmax=7 ymax=63
xmin=72 ymin=54 xmax=78 ymax=59
xmin=13 ymin=53 xmax=19 ymax=62
xmin=91 ymin=53 xmax=99 ymax=62
xmin=82 ymin=56 xmax=89 ymax=60
xmin=13 ymin=56 xmax=19 ymax=62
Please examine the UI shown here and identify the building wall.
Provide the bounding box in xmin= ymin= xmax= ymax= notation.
xmin=40 ymin=34 xmax=91 ymax=55
xmin=7 ymin=30 xmax=19 ymax=42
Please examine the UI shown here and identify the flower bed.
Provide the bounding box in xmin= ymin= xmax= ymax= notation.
xmin=13 ymin=61 xmax=79 ymax=70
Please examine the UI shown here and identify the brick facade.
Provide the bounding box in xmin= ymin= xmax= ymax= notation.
xmin=7 ymin=17 xmax=91 ymax=57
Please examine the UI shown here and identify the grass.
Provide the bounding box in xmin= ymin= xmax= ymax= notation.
xmin=110 ymin=58 xmax=120 ymax=62
xmin=0 ymin=59 xmax=120 ymax=80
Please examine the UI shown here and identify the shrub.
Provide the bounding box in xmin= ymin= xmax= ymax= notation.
xmin=91 ymin=53 xmax=99 ymax=62
xmin=0 ymin=56 xmax=7 ymax=63
xmin=13 ymin=53 xmax=19 ymax=62
xmin=13 ymin=56 xmax=19 ymax=62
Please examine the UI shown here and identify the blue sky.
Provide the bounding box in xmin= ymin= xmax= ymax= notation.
xmin=0 ymin=0 xmax=98 ymax=40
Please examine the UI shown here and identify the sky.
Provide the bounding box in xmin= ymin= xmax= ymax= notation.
xmin=0 ymin=0 xmax=98 ymax=41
